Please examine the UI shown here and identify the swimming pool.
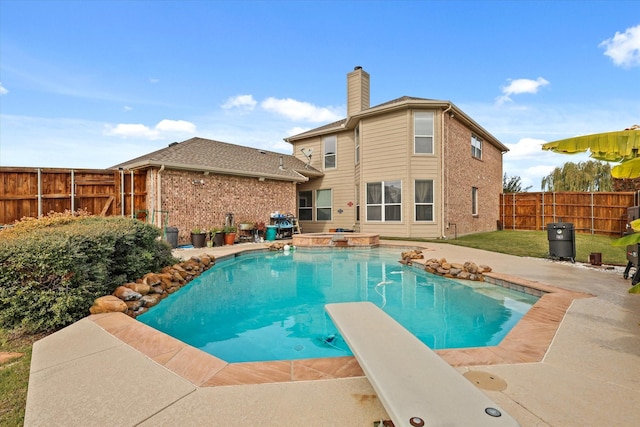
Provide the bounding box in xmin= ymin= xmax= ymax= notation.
xmin=137 ymin=248 xmax=538 ymax=363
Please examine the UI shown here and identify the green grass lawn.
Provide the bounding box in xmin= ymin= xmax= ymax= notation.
xmin=441 ymin=230 xmax=628 ymax=266
xmin=0 ymin=230 xmax=629 ymax=424
xmin=386 ymin=230 xmax=628 ymax=266
xmin=0 ymin=331 xmax=42 ymax=426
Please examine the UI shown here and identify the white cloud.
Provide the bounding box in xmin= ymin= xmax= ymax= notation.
xmin=504 ymin=137 xmax=548 ymax=160
xmin=599 ymin=24 xmax=640 ymax=68
xmin=155 ymin=119 xmax=196 ymax=133
xmin=149 ymin=78 xmax=160 ymax=84
xmin=222 ymin=94 xmax=257 ymax=110
xmin=496 ymin=77 xmax=550 ymax=104
xmin=261 ymin=97 xmax=342 ymax=122
xmin=0 ymin=82 xmax=7 ymax=95
xmin=104 ymin=119 xmax=196 ymax=140
xmin=123 ymin=106 xmax=132 ymax=111
xmin=512 ymin=164 xmax=558 ymax=190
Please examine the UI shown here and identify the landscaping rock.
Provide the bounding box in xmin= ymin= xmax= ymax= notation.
xmin=89 ymin=295 xmax=128 ymax=314
xmin=408 ymin=255 xmax=492 ymax=282
xmin=113 ymin=286 xmax=142 ymax=301
xmin=140 ymin=294 xmax=162 ymax=308
xmin=124 ymin=282 xmax=151 ymax=295
xmin=401 ymin=249 xmax=424 ymax=261
xmin=89 ymin=253 xmax=217 ymax=319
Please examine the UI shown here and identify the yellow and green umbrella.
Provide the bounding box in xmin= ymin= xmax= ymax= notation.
xmin=541 ymin=125 xmax=640 ymax=178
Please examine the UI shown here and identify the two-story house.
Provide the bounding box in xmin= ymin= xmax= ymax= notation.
xmin=285 ymin=67 xmax=508 ymax=238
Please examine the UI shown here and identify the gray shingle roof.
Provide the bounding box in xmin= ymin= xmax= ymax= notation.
xmin=285 ymin=96 xmax=437 ymax=140
xmin=112 ymin=137 xmax=322 ymax=182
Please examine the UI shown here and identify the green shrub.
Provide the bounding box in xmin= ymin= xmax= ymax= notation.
xmin=0 ymin=213 xmax=178 ymax=333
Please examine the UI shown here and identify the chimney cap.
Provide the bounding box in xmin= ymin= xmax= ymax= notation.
xmin=354 ymin=66 xmax=362 ymax=70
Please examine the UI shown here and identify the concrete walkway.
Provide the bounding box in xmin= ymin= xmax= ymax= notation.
xmin=24 ymin=241 xmax=640 ymax=426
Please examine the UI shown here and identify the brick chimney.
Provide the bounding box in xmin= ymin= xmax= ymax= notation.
xmin=347 ymin=66 xmax=370 ymax=117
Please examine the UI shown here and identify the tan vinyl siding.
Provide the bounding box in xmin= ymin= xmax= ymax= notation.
xmin=293 ymin=137 xmax=323 ymax=171
xmin=360 ymin=111 xmax=408 ymax=179
xmin=289 ymin=97 xmax=502 ymax=239
xmin=359 ymin=110 xmax=409 ymax=236
xmin=407 ymin=110 xmax=442 ymax=238
xmin=295 ymin=131 xmax=357 ymax=232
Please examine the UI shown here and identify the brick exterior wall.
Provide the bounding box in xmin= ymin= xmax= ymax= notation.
xmin=148 ymin=169 xmax=296 ymax=244
xmin=443 ymin=116 xmax=503 ymax=237
xmin=613 ymin=177 xmax=640 ymax=192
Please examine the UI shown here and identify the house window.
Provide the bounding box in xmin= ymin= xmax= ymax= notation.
xmin=298 ymin=190 xmax=313 ymax=221
xmin=472 ymin=134 xmax=482 ymax=159
xmin=355 ymin=125 xmax=360 ymax=165
xmin=366 ymin=180 xmax=402 ymax=221
xmin=415 ymin=180 xmax=434 ymax=221
xmin=472 ymin=187 xmax=478 ymax=216
xmin=324 ymin=135 xmax=337 ymax=169
xmin=414 ymin=112 xmax=434 ymax=154
xmin=316 ymin=189 xmax=332 ymax=221
xmin=355 ymin=184 xmax=360 ymax=222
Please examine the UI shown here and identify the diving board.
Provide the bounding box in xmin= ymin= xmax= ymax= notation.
xmin=325 ymin=302 xmax=520 ymax=427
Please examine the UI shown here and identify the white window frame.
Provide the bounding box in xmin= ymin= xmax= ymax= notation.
xmin=472 ymin=134 xmax=483 ymax=159
xmin=472 ymin=187 xmax=478 ymax=216
xmin=323 ymin=135 xmax=337 ymax=169
xmin=354 ymin=124 xmax=360 ymax=165
xmin=316 ymin=189 xmax=332 ymax=221
xmin=414 ymin=111 xmax=434 ymax=154
xmin=366 ymin=180 xmax=402 ymax=222
xmin=414 ymin=179 xmax=434 ymax=222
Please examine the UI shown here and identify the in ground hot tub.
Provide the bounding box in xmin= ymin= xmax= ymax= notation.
xmin=292 ymin=232 xmax=380 ymax=247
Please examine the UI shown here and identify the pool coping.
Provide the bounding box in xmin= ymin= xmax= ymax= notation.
xmin=87 ymin=244 xmax=593 ymax=387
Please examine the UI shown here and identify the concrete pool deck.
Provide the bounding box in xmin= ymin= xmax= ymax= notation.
xmin=24 ymin=240 xmax=640 ymax=426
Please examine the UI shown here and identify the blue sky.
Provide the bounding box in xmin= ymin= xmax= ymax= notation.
xmin=1 ymin=0 xmax=639 ymax=191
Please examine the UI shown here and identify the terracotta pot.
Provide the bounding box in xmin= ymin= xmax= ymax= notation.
xmin=224 ymin=232 xmax=236 ymax=245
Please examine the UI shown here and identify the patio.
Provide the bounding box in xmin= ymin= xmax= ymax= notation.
xmin=24 ymin=241 xmax=640 ymax=426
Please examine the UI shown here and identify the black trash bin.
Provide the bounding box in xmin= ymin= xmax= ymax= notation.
xmin=547 ymin=222 xmax=575 ymax=262
xmin=165 ymin=226 xmax=179 ymax=248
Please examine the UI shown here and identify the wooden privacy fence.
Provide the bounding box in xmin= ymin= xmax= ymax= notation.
xmin=500 ymin=192 xmax=640 ymax=236
xmin=0 ymin=167 xmax=147 ymax=225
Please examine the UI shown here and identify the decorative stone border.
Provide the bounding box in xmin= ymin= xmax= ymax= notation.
xmin=89 ymin=254 xmax=216 ymax=318
xmin=400 ymin=249 xmax=492 ymax=282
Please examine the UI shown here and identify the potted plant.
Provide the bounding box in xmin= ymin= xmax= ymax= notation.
xmin=223 ymin=225 xmax=237 ymax=245
xmin=190 ymin=228 xmax=207 ymax=248
xmin=210 ymin=226 xmax=225 ymax=247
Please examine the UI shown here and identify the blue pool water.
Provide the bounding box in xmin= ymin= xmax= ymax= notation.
xmin=137 ymin=248 xmax=538 ymax=363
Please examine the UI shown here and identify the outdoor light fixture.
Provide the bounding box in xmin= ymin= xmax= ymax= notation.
xmin=192 ymin=179 xmax=204 ymax=185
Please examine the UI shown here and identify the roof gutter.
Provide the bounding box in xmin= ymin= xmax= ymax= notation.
xmin=126 ymin=160 xmax=309 ymax=183
xmin=156 ymin=164 xmax=164 ymax=228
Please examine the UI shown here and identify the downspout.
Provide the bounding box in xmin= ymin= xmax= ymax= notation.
xmin=37 ymin=168 xmax=42 ymax=218
xmin=130 ymin=170 xmax=135 ymax=218
xmin=120 ymin=168 xmax=125 ymax=216
xmin=441 ymin=104 xmax=452 ymax=238
xmin=157 ymin=165 xmax=165 ymax=228
xmin=70 ymin=169 xmax=75 ymax=212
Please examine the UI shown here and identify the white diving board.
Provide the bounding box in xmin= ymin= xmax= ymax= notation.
xmin=325 ymin=302 xmax=520 ymax=427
